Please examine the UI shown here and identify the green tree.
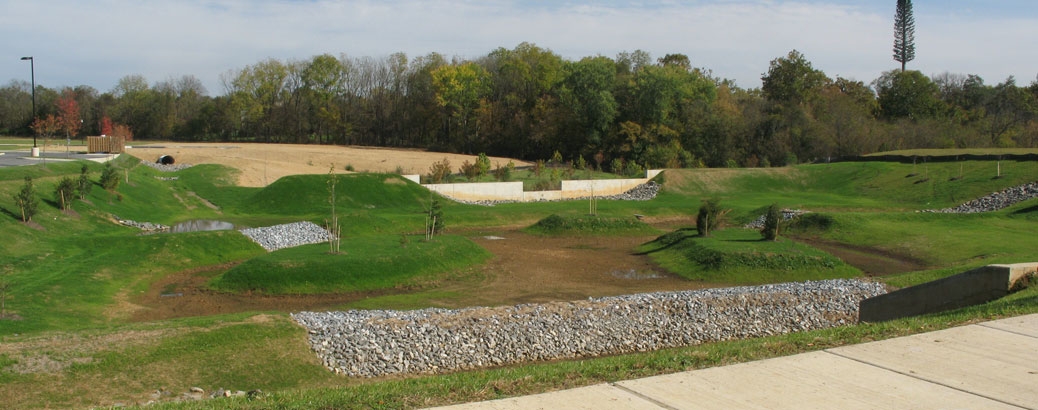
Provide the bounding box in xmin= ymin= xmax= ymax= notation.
xmin=14 ymin=176 xmax=38 ymax=222
xmin=761 ymin=203 xmax=781 ymax=241
xmin=432 ymin=62 xmax=490 ymax=152
xmin=696 ymin=199 xmax=726 ymax=237
xmin=761 ymin=50 xmax=828 ymax=106
xmin=77 ymin=164 xmax=92 ymax=200
xmin=893 ymin=0 xmax=916 ymax=72
xmin=426 ymin=198 xmax=444 ymax=240
xmin=874 ymin=70 xmax=942 ymax=120
xmin=100 ymin=161 xmax=120 ymax=191
xmin=558 ymin=56 xmax=618 ymax=157
xmin=54 ymin=177 xmax=76 ymax=211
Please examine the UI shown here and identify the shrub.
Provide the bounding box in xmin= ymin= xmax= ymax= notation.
xmin=534 ymin=159 xmax=545 ymax=177
xmin=551 ymin=150 xmax=563 ymax=166
xmin=761 ymin=203 xmax=780 ymax=241
xmin=575 ymin=155 xmax=587 ymax=170
xmin=100 ymin=162 xmax=120 ymax=191
xmin=77 ymin=164 xmax=92 ymax=199
xmin=54 ymin=177 xmax=76 ymax=211
xmin=610 ymin=158 xmax=625 ymax=175
xmin=623 ymin=161 xmax=645 ymax=178
xmin=14 ymin=176 xmax=38 ymax=222
xmin=427 ymin=158 xmax=452 ymax=183
xmin=476 ymin=153 xmax=491 ymax=177
xmin=459 ymin=160 xmax=480 ymax=180
xmin=494 ymin=161 xmax=513 ymax=181
xmin=696 ymin=199 xmax=726 ymax=237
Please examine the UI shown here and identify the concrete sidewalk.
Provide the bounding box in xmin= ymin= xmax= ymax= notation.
xmin=431 ymin=314 xmax=1038 ymax=409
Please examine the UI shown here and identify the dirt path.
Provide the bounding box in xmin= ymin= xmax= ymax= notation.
xmin=793 ymin=237 xmax=928 ymax=276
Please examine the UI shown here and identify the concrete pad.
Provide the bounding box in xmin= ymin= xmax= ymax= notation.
xmin=616 ymin=351 xmax=1018 ymax=410
xmin=981 ymin=313 xmax=1038 ymax=338
xmin=830 ymin=324 xmax=1038 ymax=408
xmin=433 ymin=384 xmax=664 ymax=410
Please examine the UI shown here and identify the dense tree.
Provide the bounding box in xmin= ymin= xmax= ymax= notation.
xmin=874 ymin=70 xmax=942 ymax=120
xmin=893 ymin=0 xmax=916 ymax=72
xmin=557 ymin=56 xmax=618 ymax=159
xmin=432 ymin=61 xmax=489 ymax=152
xmin=761 ymin=50 xmax=828 ymax=106
xmin=4 ymin=42 xmax=1037 ymax=165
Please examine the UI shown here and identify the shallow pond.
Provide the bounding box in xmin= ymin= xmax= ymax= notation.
xmin=170 ymin=220 xmax=235 ymax=233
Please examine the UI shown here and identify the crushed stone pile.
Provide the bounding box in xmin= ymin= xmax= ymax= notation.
xmin=292 ymin=279 xmax=885 ymax=377
xmin=239 ymin=221 xmax=333 ymax=251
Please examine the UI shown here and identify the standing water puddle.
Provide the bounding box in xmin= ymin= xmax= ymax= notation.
xmin=170 ymin=220 xmax=235 ymax=233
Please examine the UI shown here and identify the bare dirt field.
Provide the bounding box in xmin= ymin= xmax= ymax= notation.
xmin=111 ymin=142 xmax=922 ymax=319
xmin=125 ymin=142 xmax=532 ymax=187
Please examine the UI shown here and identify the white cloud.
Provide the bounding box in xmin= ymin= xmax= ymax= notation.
xmin=1 ymin=0 xmax=1035 ymax=94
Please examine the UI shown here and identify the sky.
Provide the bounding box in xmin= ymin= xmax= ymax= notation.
xmin=2 ymin=0 xmax=1037 ymax=96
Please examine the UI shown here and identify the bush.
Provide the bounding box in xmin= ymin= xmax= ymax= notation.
xmin=761 ymin=203 xmax=780 ymax=241
xmin=14 ymin=176 xmax=38 ymax=222
xmin=427 ymin=158 xmax=452 ymax=183
xmin=54 ymin=177 xmax=76 ymax=211
xmin=610 ymin=158 xmax=625 ymax=175
xmin=77 ymin=164 xmax=92 ymax=199
xmin=459 ymin=160 xmax=480 ymax=180
xmin=493 ymin=161 xmax=513 ymax=182
xmin=100 ymin=162 xmax=120 ymax=191
xmin=623 ymin=161 xmax=645 ymax=178
xmin=696 ymin=199 xmax=726 ymax=237
xmin=476 ymin=153 xmax=491 ymax=177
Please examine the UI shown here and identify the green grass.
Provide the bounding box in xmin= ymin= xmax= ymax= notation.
xmin=211 ymin=234 xmax=491 ymax=294
xmin=1 ymin=151 xmax=1037 ymax=409
xmin=637 ymin=228 xmax=860 ymax=284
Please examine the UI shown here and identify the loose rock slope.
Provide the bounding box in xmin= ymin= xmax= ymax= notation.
xmin=239 ymin=221 xmax=333 ymax=251
xmin=926 ymin=181 xmax=1038 ymax=213
xmin=292 ymin=279 xmax=885 ymax=377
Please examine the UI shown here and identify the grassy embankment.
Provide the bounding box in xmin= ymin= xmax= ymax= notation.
xmin=0 ymin=152 xmax=1036 ymax=409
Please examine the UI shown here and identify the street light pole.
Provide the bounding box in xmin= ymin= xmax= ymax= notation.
xmin=20 ymin=56 xmax=37 ymax=154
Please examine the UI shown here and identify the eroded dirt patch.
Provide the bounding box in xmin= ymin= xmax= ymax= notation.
xmin=130 ymin=231 xmax=714 ymax=320
xmin=794 ymin=237 xmax=929 ymax=276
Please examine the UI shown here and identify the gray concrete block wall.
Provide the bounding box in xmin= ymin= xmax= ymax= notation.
xmin=859 ymin=263 xmax=1037 ymax=322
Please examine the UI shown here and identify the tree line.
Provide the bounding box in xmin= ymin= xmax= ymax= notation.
xmin=2 ymin=42 xmax=1037 ymax=169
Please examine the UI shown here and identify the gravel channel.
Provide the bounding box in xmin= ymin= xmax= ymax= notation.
xmin=292 ymin=279 xmax=886 ymax=377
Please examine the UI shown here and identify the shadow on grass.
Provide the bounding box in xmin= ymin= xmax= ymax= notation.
xmin=633 ymin=227 xmax=698 ymax=255
xmin=0 ymin=206 xmax=22 ymax=222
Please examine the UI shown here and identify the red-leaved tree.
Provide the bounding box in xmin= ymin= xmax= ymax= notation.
xmin=56 ymin=90 xmax=81 ymax=139
xmin=100 ymin=116 xmax=114 ymax=136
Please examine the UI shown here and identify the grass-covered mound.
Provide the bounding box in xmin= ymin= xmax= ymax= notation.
xmin=210 ymin=234 xmax=491 ymax=294
xmin=524 ymin=214 xmax=659 ymax=236
xmin=637 ymin=228 xmax=859 ymax=284
xmin=241 ymin=173 xmax=430 ymax=215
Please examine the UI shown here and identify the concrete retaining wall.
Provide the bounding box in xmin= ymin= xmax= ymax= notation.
xmin=415 ymin=170 xmax=663 ymax=203
xmin=859 ymin=263 xmax=1037 ymax=322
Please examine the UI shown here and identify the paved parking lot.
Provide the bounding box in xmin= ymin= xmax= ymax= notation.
xmin=0 ymin=149 xmax=116 ymax=167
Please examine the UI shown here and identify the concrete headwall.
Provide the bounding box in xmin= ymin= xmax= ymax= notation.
xmin=415 ymin=170 xmax=663 ymax=203
xmin=859 ymin=263 xmax=1037 ymax=323
xmin=423 ymin=181 xmax=525 ymax=202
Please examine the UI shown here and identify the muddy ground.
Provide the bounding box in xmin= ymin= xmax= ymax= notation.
xmin=129 ymin=229 xmax=925 ymax=321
